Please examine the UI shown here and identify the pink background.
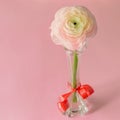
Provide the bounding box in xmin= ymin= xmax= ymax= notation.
xmin=0 ymin=0 xmax=120 ymax=120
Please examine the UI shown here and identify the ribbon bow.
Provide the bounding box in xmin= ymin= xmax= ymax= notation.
xmin=57 ymin=84 xmax=94 ymax=112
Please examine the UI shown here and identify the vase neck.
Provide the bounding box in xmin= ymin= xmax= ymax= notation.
xmin=66 ymin=50 xmax=80 ymax=88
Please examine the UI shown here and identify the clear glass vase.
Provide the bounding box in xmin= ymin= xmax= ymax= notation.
xmin=57 ymin=46 xmax=94 ymax=117
xmin=65 ymin=50 xmax=88 ymax=117
xmin=58 ymin=41 xmax=94 ymax=117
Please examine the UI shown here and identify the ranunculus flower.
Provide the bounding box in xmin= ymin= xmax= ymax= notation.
xmin=50 ymin=6 xmax=97 ymax=51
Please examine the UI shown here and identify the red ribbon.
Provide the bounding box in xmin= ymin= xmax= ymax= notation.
xmin=57 ymin=84 xmax=94 ymax=112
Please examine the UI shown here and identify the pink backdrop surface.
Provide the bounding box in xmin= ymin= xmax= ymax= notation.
xmin=0 ymin=0 xmax=120 ymax=120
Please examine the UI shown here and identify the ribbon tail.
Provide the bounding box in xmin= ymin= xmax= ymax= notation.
xmin=57 ymin=92 xmax=72 ymax=112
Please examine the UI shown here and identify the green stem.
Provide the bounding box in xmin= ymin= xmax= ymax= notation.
xmin=72 ymin=51 xmax=78 ymax=103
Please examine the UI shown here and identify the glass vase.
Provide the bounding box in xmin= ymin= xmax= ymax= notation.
xmin=57 ymin=46 xmax=94 ymax=117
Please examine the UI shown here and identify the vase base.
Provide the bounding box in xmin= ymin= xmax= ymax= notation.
xmin=64 ymin=104 xmax=88 ymax=117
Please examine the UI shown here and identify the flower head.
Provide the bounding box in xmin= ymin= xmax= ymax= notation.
xmin=50 ymin=6 xmax=97 ymax=51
